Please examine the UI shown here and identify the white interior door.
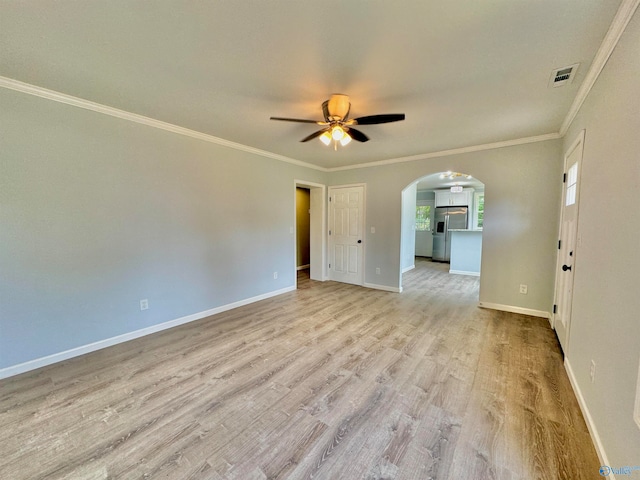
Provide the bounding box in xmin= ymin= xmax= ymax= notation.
xmin=554 ymin=131 xmax=584 ymax=355
xmin=329 ymin=185 xmax=365 ymax=286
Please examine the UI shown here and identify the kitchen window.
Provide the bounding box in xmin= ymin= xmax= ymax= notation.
xmin=473 ymin=192 xmax=484 ymax=229
xmin=415 ymin=205 xmax=431 ymax=231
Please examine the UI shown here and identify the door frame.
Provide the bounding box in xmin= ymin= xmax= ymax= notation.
xmin=294 ymin=180 xmax=326 ymax=286
xmin=328 ymin=183 xmax=366 ymax=286
xmin=552 ymin=130 xmax=585 ymax=350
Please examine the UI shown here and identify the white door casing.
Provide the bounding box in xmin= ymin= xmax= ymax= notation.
xmin=295 ymin=180 xmax=326 ymax=284
xmin=553 ymin=130 xmax=584 ymax=355
xmin=329 ymin=185 xmax=365 ymax=286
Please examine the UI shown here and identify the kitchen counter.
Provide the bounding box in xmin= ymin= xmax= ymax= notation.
xmin=449 ymin=230 xmax=482 ymax=276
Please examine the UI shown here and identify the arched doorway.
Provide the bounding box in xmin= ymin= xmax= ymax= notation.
xmin=400 ymin=171 xmax=485 ymax=292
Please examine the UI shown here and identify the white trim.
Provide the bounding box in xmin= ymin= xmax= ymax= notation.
xmin=401 ymin=265 xmax=415 ymax=274
xmin=2 ymin=0 xmax=634 ymax=177
xmin=295 ymin=180 xmax=327 ymax=282
xmin=635 ymin=356 xmax=640 ymax=430
xmin=0 ymin=76 xmax=564 ymax=174
xmin=560 ymin=0 xmax=640 ymax=136
xmin=0 ymin=285 xmax=295 ymax=380
xmin=364 ymin=282 xmax=402 ymax=293
xmin=565 ymin=359 xmax=613 ymax=474
xmin=327 ymin=133 xmax=561 ymax=172
xmin=449 ymin=269 xmax=480 ymax=277
xmin=478 ymin=301 xmax=550 ymax=319
xmin=296 ymin=264 xmax=310 ymax=271
xmin=551 ymin=129 xmax=585 ymax=354
xmin=0 ymin=76 xmax=324 ymax=172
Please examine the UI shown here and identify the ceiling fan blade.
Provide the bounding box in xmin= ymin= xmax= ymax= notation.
xmin=270 ymin=117 xmax=324 ymax=124
xmin=346 ymin=128 xmax=369 ymax=143
xmin=322 ymin=101 xmax=330 ymax=122
xmin=300 ymin=129 xmax=328 ymax=142
xmin=352 ymin=113 xmax=405 ymax=125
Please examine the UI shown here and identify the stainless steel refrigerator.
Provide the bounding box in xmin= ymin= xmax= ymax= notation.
xmin=432 ymin=206 xmax=468 ymax=262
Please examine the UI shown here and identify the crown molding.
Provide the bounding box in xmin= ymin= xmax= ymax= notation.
xmin=327 ymin=133 xmax=562 ymax=172
xmin=4 ymin=0 xmax=633 ymax=182
xmin=0 ymin=76 xmax=326 ymax=172
xmin=560 ymin=0 xmax=640 ymax=136
xmin=1 ymin=3 xmax=634 ymax=174
xmin=2 ymin=76 xmax=563 ymax=174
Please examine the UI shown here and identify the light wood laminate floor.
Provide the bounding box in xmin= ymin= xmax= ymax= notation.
xmin=0 ymin=259 xmax=601 ymax=479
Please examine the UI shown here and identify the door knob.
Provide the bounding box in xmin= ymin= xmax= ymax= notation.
xmin=357 ymin=240 xmax=362 ymax=244
xmin=562 ymin=264 xmax=572 ymax=271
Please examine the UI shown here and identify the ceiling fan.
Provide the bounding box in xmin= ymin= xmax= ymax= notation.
xmin=270 ymin=94 xmax=405 ymax=148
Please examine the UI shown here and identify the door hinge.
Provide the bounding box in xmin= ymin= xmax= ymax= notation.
xmin=329 ymin=196 xmax=332 ymax=202
xmin=329 ymin=263 xmax=331 ymax=269
xmin=563 ymin=173 xmax=567 ymax=183
xmin=553 ymin=304 xmax=557 ymax=314
xmin=329 ymin=230 xmax=332 ymax=235
xmin=558 ymin=240 xmax=561 ymax=250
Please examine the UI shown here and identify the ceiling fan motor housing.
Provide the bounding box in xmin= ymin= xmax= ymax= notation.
xmin=327 ymin=94 xmax=350 ymax=120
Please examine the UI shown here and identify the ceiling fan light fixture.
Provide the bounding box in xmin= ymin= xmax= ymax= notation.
xmin=270 ymin=94 xmax=404 ymax=146
xmin=319 ymin=131 xmax=332 ymax=145
xmin=331 ymin=125 xmax=346 ymax=141
xmin=340 ymin=133 xmax=352 ymax=146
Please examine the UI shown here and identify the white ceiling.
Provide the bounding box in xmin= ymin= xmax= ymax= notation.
xmin=0 ymin=1 xmax=623 ymax=169
xmin=416 ymin=173 xmax=485 ymax=192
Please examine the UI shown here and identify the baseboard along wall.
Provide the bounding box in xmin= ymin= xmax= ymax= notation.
xmin=478 ymin=301 xmax=550 ymax=319
xmin=0 ymin=285 xmax=296 ymax=380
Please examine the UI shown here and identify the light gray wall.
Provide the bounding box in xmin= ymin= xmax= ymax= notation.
xmin=562 ymin=8 xmax=640 ymax=465
xmin=400 ymin=183 xmax=417 ymax=273
xmin=0 ymin=85 xmax=562 ymax=374
xmin=0 ymin=88 xmax=326 ymax=369
xmin=416 ymin=190 xmax=435 ymax=202
xmin=330 ymin=139 xmax=563 ymax=312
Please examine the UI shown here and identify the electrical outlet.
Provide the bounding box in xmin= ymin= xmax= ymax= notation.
xmin=376 ymin=267 xmax=381 ymax=275
xmin=371 ymin=227 xmax=376 ymax=234
xmin=590 ymin=360 xmax=596 ymax=383
xmin=273 ymin=272 xmax=278 ymax=279
xmin=140 ymin=299 xmax=149 ymax=311
xmin=519 ymin=284 xmax=528 ymax=295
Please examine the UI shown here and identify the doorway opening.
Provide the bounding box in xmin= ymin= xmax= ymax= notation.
xmin=294 ymin=180 xmax=326 ymax=288
xmin=400 ymin=172 xmax=485 ymax=293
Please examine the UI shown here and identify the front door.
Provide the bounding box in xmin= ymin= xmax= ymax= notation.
xmin=554 ymin=131 xmax=584 ymax=355
xmin=329 ymin=185 xmax=365 ymax=286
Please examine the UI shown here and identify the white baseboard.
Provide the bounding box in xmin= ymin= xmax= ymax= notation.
xmin=364 ymin=282 xmax=402 ymax=293
xmin=296 ymin=264 xmax=310 ymax=271
xmin=401 ymin=265 xmax=415 ymax=274
xmin=478 ymin=301 xmax=550 ymax=319
xmin=564 ymin=359 xmax=613 ymax=477
xmin=449 ymin=269 xmax=480 ymax=277
xmin=0 ymin=285 xmax=296 ymax=380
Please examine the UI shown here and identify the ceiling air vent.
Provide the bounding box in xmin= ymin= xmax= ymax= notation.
xmin=549 ymin=63 xmax=579 ymax=88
